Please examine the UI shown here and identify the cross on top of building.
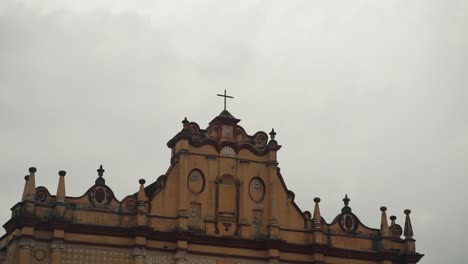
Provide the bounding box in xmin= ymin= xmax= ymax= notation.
xmin=217 ymin=89 xmax=234 ymax=111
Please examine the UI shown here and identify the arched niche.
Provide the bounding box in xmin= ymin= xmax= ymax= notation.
xmin=215 ymin=174 xmax=240 ymax=236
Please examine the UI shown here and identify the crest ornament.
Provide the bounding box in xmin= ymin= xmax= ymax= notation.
xmin=187 ymin=169 xmax=205 ymax=194
xmin=220 ymin=146 xmax=236 ymax=156
xmin=249 ymin=177 xmax=265 ymax=203
xmin=89 ymin=185 xmax=112 ymax=207
xmin=340 ymin=213 xmax=357 ymax=232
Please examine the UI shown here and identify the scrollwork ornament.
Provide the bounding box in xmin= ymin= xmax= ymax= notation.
xmin=35 ymin=187 xmax=48 ymax=203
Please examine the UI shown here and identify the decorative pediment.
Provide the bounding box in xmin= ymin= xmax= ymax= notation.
xmin=167 ymin=110 xmax=281 ymax=155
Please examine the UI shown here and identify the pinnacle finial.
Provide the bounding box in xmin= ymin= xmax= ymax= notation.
xmin=95 ymin=165 xmax=106 ymax=185
xmin=343 ymin=194 xmax=350 ymax=206
xmin=21 ymin=175 xmax=29 ymax=202
xmin=341 ymin=194 xmax=352 ymax=214
xmin=25 ymin=167 xmax=37 ymax=201
xmin=390 ymin=215 xmax=397 ymax=225
xmin=380 ymin=206 xmax=390 ymax=236
xmin=182 ymin=117 xmax=189 ymax=128
xmin=56 ymin=170 xmax=66 ymax=203
xmin=313 ymin=197 xmax=322 ymax=230
xmin=137 ymin=178 xmax=148 ymax=212
xmin=97 ymin=165 xmax=105 ymax=177
xmin=404 ymin=209 xmax=414 ymax=239
xmin=270 ymin=129 xmax=276 ymax=139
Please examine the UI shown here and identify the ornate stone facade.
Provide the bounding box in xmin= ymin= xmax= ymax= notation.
xmin=0 ymin=110 xmax=423 ymax=264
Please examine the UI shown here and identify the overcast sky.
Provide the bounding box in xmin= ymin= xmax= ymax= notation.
xmin=1 ymin=0 xmax=467 ymax=263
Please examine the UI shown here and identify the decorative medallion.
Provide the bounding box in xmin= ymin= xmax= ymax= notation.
xmin=34 ymin=249 xmax=46 ymax=261
xmin=88 ymin=185 xmax=112 ymax=207
xmin=187 ymin=169 xmax=205 ymax=194
xmin=220 ymin=146 xmax=236 ymax=156
xmin=390 ymin=224 xmax=403 ymax=238
xmin=339 ymin=213 xmax=357 ymax=232
xmin=254 ymin=133 xmax=267 ymax=149
xmin=125 ymin=197 xmax=137 ymax=210
xmin=249 ymin=177 xmax=265 ymax=203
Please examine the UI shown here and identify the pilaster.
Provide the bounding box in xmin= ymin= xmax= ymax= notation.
xmin=49 ymin=240 xmax=64 ymax=264
xmin=18 ymin=238 xmax=34 ymax=264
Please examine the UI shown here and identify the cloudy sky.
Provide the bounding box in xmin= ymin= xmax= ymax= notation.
xmin=1 ymin=0 xmax=467 ymax=263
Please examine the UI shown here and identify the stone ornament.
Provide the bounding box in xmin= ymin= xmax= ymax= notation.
xmin=89 ymin=185 xmax=112 ymax=207
xmin=340 ymin=213 xmax=357 ymax=232
xmin=33 ymin=249 xmax=46 ymax=261
xmin=35 ymin=187 xmax=49 ymax=203
xmin=249 ymin=177 xmax=265 ymax=203
xmin=390 ymin=224 xmax=403 ymax=238
xmin=187 ymin=169 xmax=205 ymax=194
xmin=125 ymin=197 xmax=137 ymax=210
xmin=220 ymin=146 xmax=236 ymax=156
xmin=254 ymin=133 xmax=268 ymax=149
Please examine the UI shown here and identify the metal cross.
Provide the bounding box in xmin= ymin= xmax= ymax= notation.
xmin=217 ymin=89 xmax=234 ymax=111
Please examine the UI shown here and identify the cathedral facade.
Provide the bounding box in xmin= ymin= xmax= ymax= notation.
xmin=0 ymin=110 xmax=423 ymax=264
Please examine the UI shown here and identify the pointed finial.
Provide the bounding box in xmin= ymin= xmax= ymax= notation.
xmin=270 ymin=129 xmax=276 ymax=140
xmin=390 ymin=215 xmax=397 ymax=226
xmin=95 ymin=165 xmax=106 ymax=185
xmin=380 ymin=206 xmax=390 ymax=236
xmin=268 ymin=129 xmax=280 ymax=150
xmin=341 ymin=194 xmax=352 ymax=214
xmin=343 ymin=194 xmax=350 ymax=205
xmin=403 ymin=209 xmax=414 ymax=239
xmin=97 ymin=165 xmax=105 ymax=177
xmin=56 ymin=170 xmax=66 ymax=203
xmin=313 ymin=197 xmax=322 ymax=230
xmin=182 ymin=117 xmax=189 ymax=128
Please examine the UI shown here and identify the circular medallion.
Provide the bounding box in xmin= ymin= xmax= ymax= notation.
xmin=390 ymin=224 xmax=403 ymax=238
xmin=187 ymin=169 xmax=205 ymax=194
xmin=89 ymin=185 xmax=112 ymax=206
xmin=34 ymin=249 xmax=46 ymax=261
xmin=249 ymin=177 xmax=265 ymax=203
xmin=339 ymin=213 xmax=357 ymax=232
